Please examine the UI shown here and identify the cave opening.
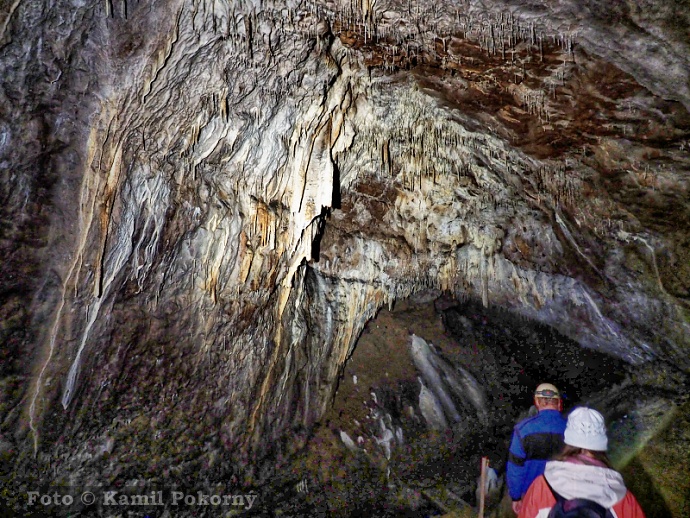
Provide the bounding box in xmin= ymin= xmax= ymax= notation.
xmin=268 ymin=291 xmax=648 ymax=516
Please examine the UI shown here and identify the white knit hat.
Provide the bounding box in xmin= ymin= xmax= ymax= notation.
xmin=564 ymin=407 xmax=608 ymax=451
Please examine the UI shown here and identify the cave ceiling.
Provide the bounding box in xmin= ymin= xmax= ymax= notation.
xmin=1 ymin=0 xmax=689 ymax=486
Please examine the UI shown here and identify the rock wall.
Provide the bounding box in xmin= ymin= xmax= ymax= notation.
xmin=1 ymin=0 xmax=689 ymax=491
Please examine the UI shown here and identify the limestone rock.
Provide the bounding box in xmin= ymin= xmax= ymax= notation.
xmin=0 ymin=0 xmax=688 ymax=502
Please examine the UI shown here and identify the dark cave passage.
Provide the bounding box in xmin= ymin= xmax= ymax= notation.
xmin=439 ymin=297 xmax=629 ymax=413
xmin=260 ymin=292 xmax=649 ymax=517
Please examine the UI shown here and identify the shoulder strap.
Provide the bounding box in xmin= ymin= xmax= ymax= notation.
xmin=543 ymin=476 xmax=612 ymax=518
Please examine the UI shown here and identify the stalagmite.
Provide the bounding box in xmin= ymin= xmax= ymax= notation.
xmin=409 ymin=335 xmax=461 ymax=423
xmin=340 ymin=430 xmax=358 ymax=451
xmin=417 ymin=376 xmax=448 ymax=431
xmin=375 ymin=418 xmax=395 ymax=459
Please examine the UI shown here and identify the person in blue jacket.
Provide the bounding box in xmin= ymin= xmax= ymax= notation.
xmin=507 ymin=383 xmax=567 ymax=515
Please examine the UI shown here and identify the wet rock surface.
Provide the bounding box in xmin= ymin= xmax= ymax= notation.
xmin=1 ymin=0 xmax=689 ymax=515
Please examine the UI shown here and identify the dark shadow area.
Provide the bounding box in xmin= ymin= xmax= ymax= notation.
xmin=331 ymin=161 xmax=341 ymax=209
xmin=310 ymin=208 xmax=329 ymax=262
xmin=620 ymin=457 xmax=674 ymax=518
xmin=440 ymin=297 xmax=628 ymax=411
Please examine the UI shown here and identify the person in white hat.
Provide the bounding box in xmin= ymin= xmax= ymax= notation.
xmin=507 ymin=383 xmax=567 ymax=514
xmin=518 ymin=407 xmax=645 ymax=518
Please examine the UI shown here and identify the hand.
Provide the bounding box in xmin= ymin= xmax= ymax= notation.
xmin=512 ymin=500 xmax=522 ymax=515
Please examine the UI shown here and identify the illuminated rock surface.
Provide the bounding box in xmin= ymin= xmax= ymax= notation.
xmin=1 ymin=0 xmax=689 ymax=515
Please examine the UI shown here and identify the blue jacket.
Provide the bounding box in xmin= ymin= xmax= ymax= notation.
xmin=507 ymin=409 xmax=567 ymax=501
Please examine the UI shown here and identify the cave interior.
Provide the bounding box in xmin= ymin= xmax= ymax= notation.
xmin=1 ymin=0 xmax=690 ymax=516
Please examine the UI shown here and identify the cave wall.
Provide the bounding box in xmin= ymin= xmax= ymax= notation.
xmin=1 ymin=0 xmax=689 ymax=486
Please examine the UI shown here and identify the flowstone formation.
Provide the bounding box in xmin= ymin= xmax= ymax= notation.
xmin=1 ymin=0 xmax=689 ymax=511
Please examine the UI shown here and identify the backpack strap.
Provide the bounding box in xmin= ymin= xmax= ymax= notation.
xmin=542 ymin=475 xmax=611 ymax=518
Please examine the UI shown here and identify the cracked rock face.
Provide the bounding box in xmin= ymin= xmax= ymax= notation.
xmin=1 ymin=0 xmax=689 ymax=497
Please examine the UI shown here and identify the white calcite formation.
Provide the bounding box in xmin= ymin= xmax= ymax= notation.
xmin=1 ymin=0 xmax=689 ymax=491
xmin=417 ymin=376 xmax=449 ymax=431
xmin=409 ymin=334 xmax=487 ymax=428
xmin=409 ymin=334 xmax=461 ymax=424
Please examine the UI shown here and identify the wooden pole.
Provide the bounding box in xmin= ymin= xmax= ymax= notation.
xmin=479 ymin=456 xmax=489 ymax=518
